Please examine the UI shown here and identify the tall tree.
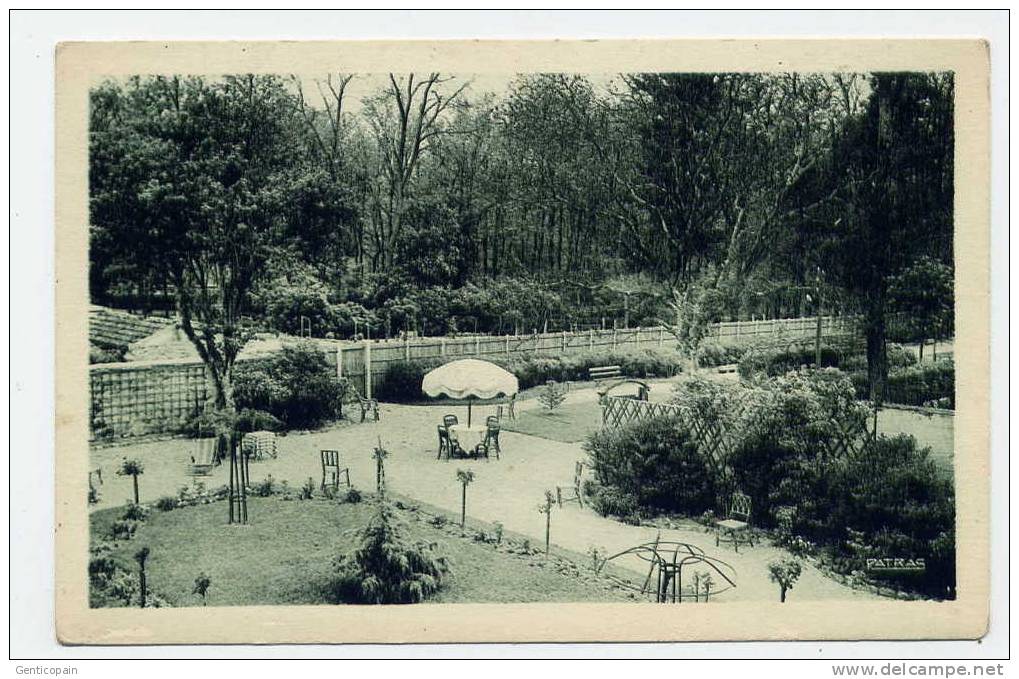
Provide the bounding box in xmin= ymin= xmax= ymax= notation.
xmin=789 ymin=73 xmax=954 ymax=401
xmin=363 ymin=73 xmax=468 ymax=271
xmin=90 ymin=74 xmax=306 ymax=410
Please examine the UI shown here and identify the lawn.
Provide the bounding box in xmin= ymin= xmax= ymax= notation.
xmin=876 ymin=407 xmax=954 ymax=476
xmin=90 ymin=496 xmax=634 ymax=607
xmin=502 ymin=401 xmax=603 ymax=443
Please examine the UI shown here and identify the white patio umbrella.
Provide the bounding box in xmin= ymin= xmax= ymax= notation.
xmin=422 ymin=358 xmax=519 ymax=427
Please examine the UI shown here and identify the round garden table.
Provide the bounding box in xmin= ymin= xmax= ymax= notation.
xmin=448 ymin=423 xmax=488 ymax=449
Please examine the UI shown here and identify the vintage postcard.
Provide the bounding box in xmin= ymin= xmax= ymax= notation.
xmin=55 ymin=39 xmax=990 ymax=644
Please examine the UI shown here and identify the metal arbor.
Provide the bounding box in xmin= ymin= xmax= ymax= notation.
xmin=603 ymin=537 xmax=737 ymax=603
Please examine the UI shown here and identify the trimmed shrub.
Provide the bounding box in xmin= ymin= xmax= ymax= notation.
xmin=233 ymin=342 xmax=351 ymax=429
xmin=695 ymin=342 xmax=746 ymax=368
xmin=331 ymin=500 xmax=448 ymax=604
xmin=121 ymin=503 xmax=149 ymax=522
xmin=154 ymin=496 xmax=178 ymax=512
xmin=586 ymin=483 xmax=640 ymax=520
xmin=584 ymin=415 xmax=715 ymax=516
xmin=885 ymin=359 xmax=955 ymax=409
xmin=737 ymin=344 xmax=843 ymax=380
xmin=840 ymin=343 xmax=917 ymax=373
xmin=90 ymin=344 xmax=126 ymax=364
xmin=234 ymin=408 xmax=284 ymax=433
xmin=848 ymin=358 xmax=954 ymax=409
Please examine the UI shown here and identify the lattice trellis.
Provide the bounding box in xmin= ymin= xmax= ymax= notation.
xmin=602 ymin=392 xmax=873 ymax=508
xmin=601 ymin=397 xmax=682 ymax=429
xmin=820 ymin=414 xmax=874 ymax=459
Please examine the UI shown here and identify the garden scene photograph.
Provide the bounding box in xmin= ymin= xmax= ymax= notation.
xmin=86 ymin=69 xmax=956 ymax=609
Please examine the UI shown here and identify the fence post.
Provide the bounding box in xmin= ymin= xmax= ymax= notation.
xmin=441 ymin=338 xmax=446 ymax=357
xmin=505 ymin=335 xmax=509 ymax=353
xmin=562 ymin=330 xmax=567 ymax=353
xmin=475 ymin=335 xmax=481 ymax=355
xmin=336 ymin=345 xmax=343 ymax=379
xmin=735 ymin=320 xmax=741 ymax=341
xmin=612 ymin=327 xmax=618 ymax=350
xmin=363 ymin=340 xmax=373 ymax=400
xmin=659 ymin=326 xmax=665 ymax=347
xmin=404 ymin=334 xmax=410 ymax=361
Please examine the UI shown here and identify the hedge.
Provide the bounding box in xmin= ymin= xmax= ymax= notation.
xmin=375 ymin=348 xmax=684 ymax=402
xmin=738 ymin=342 xmax=915 ymax=380
xmin=584 ymin=415 xmax=715 ymax=517
xmin=232 ymin=342 xmax=352 ymax=429
xmin=850 ymin=359 xmax=954 ymax=409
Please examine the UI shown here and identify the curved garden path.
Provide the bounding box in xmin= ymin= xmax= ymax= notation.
xmin=90 ymin=382 xmax=878 ymax=604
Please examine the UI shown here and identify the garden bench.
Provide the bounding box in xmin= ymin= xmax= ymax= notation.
xmin=357 ymin=395 xmax=380 ymax=422
xmin=589 ymin=365 xmax=622 ymax=382
xmin=717 ymin=363 xmax=738 ymax=374
xmin=189 ymin=438 xmax=218 ymax=477
xmin=320 ymin=450 xmax=351 ymax=491
xmin=715 ymin=491 xmax=754 ymax=553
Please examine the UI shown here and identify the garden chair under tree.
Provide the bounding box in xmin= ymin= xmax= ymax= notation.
xmin=320 ymin=450 xmax=351 ymax=492
xmin=189 ymin=438 xmax=218 ymax=477
xmin=555 ymin=461 xmax=585 ymax=508
xmin=715 ymin=491 xmax=754 ymax=552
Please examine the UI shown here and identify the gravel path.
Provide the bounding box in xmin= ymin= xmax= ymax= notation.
xmin=90 ymin=389 xmax=876 ymax=603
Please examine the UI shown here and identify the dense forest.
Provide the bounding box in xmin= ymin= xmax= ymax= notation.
xmin=89 ymin=71 xmax=954 ymax=404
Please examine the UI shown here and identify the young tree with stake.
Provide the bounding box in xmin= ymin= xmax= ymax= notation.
xmin=134 ymin=547 xmax=150 ymax=608
xmin=768 ymin=558 xmax=803 ymax=603
xmin=372 ymin=438 xmax=388 ymax=495
xmin=538 ymin=490 xmax=556 ymax=557
xmin=455 ymin=468 xmax=475 ymax=529
xmin=193 ymin=572 xmax=211 ymax=606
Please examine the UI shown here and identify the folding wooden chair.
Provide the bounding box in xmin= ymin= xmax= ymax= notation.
xmin=189 ymin=438 xmax=219 ymax=476
xmin=321 ymin=450 xmax=351 ymax=492
xmin=556 ymin=461 xmax=585 ymax=508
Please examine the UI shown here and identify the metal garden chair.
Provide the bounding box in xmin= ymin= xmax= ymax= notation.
xmin=715 ymin=491 xmax=754 ymax=552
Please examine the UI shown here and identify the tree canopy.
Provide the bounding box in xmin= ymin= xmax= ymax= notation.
xmin=90 ymin=70 xmax=955 ymax=409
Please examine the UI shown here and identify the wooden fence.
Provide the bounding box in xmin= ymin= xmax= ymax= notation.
xmin=333 ymin=326 xmax=670 ymax=399
xmin=88 ymin=315 xmax=857 ymax=440
xmin=705 ymin=315 xmax=856 ymax=344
